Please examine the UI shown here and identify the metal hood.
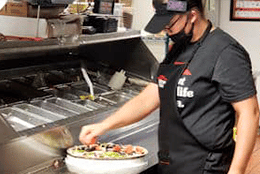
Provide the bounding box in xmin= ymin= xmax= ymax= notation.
xmin=79 ymin=31 xmax=159 ymax=81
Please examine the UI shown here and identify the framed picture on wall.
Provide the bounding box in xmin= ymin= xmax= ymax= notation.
xmin=230 ymin=0 xmax=260 ymax=21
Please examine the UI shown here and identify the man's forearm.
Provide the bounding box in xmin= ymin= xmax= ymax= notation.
xmin=101 ymin=83 xmax=160 ymax=131
xmin=228 ymin=112 xmax=259 ymax=173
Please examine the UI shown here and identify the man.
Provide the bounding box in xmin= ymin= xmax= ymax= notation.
xmin=80 ymin=0 xmax=259 ymax=173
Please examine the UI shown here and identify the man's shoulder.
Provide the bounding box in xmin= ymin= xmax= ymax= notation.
xmin=209 ymin=28 xmax=237 ymax=45
xmin=205 ymin=28 xmax=248 ymax=56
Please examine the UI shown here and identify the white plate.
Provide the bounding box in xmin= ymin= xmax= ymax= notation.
xmin=65 ymin=155 xmax=148 ymax=174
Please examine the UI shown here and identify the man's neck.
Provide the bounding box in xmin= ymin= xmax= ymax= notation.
xmin=191 ymin=19 xmax=210 ymax=42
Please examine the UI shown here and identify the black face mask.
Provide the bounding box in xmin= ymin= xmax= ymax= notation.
xmin=168 ymin=17 xmax=194 ymax=45
xmin=163 ymin=17 xmax=194 ymax=64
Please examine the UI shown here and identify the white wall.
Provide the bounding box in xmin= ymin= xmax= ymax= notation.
xmin=219 ymin=0 xmax=260 ymax=104
xmin=131 ymin=0 xmax=166 ymax=63
xmin=131 ymin=0 xmax=154 ymax=31
xmin=219 ymin=0 xmax=260 ymax=71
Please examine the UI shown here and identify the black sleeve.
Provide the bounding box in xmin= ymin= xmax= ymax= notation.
xmin=212 ymin=44 xmax=256 ymax=102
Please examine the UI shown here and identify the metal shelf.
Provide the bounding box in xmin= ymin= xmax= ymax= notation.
xmin=0 ymin=31 xmax=141 ymax=60
xmin=79 ymin=30 xmax=141 ymax=45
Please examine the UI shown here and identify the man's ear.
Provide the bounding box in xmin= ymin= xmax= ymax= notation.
xmin=189 ymin=9 xmax=199 ymax=23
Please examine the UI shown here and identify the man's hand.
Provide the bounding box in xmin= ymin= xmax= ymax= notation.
xmin=79 ymin=123 xmax=109 ymax=145
xmin=79 ymin=83 xmax=160 ymax=145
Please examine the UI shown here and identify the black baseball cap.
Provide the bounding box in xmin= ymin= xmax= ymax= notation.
xmin=145 ymin=0 xmax=190 ymax=34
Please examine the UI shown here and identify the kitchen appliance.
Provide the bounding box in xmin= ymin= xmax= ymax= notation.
xmin=83 ymin=14 xmax=118 ymax=33
xmin=0 ymin=30 xmax=160 ymax=173
xmin=108 ymin=69 xmax=127 ymax=90
xmin=29 ymin=0 xmax=75 ymax=6
xmin=4 ymin=0 xmax=75 ymax=19
xmin=93 ymin=0 xmax=115 ymax=14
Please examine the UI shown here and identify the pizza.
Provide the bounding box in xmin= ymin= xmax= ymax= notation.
xmin=67 ymin=143 xmax=148 ymax=160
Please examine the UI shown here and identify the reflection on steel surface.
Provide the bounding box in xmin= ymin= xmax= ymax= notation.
xmin=35 ymin=126 xmax=74 ymax=149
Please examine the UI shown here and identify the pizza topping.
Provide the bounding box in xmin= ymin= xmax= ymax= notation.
xmin=91 ymin=137 xmax=97 ymax=144
xmin=123 ymin=145 xmax=134 ymax=154
xmin=135 ymin=146 xmax=145 ymax=154
xmin=95 ymin=145 xmax=102 ymax=151
xmin=68 ymin=143 xmax=147 ymax=160
xmin=112 ymin=144 xmax=121 ymax=152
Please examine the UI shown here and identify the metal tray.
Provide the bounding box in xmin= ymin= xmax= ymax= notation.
xmin=94 ymin=96 xmax=118 ymax=106
xmin=45 ymin=97 xmax=93 ymax=114
xmin=100 ymin=92 xmax=133 ymax=104
xmin=0 ymin=107 xmax=50 ymax=132
xmin=72 ymin=83 xmax=108 ymax=95
xmin=44 ymin=88 xmax=83 ymax=101
xmin=31 ymin=100 xmax=78 ymax=117
xmin=14 ymin=104 xmax=67 ymax=122
xmin=76 ymin=99 xmax=105 ymax=109
xmin=45 ymin=87 xmax=92 ymax=102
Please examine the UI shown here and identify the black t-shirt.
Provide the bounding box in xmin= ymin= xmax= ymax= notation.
xmin=159 ymin=28 xmax=256 ymax=150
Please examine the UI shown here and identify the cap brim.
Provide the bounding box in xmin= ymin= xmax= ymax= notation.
xmin=144 ymin=14 xmax=174 ymax=34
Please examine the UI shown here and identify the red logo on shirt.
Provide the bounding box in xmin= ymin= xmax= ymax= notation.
xmin=183 ymin=69 xmax=192 ymax=75
xmin=157 ymin=75 xmax=168 ymax=88
xmin=157 ymin=75 xmax=168 ymax=81
xmin=174 ymin=62 xmax=185 ymax=65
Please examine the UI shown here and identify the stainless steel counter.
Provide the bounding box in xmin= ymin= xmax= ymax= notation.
xmin=0 ymin=30 xmax=160 ymax=174
xmin=0 ymin=84 xmax=159 ymax=173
